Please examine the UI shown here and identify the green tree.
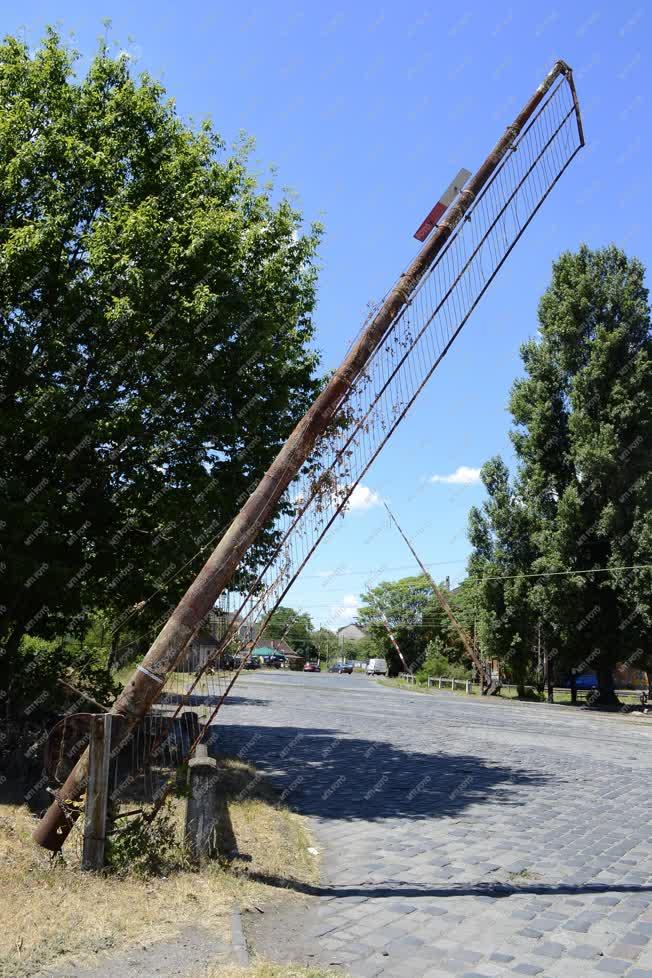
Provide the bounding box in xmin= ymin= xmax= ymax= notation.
xmin=311 ymin=627 xmax=339 ymax=663
xmin=0 ymin=31 xmax=322 ymax=709
xmin=358 ymin=574 xmax=463 ymax=674
xmin=416 ymin=638 xmax=472 ymax=683
xmin=344 ymin=633 xmax=379 ymax=663
xmin=467 ymin=458 xmax=539 ymax=693
xmin=426 ymin=579 xmax=480 ymax=672
xmin=261 ymin=606 xmax=316 ymax=656
xmin=469 ymin=246 xmax=652 ymax=703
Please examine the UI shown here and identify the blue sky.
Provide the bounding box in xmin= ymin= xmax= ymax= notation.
xmin=8 ymin=2 xmax=651 ymax=628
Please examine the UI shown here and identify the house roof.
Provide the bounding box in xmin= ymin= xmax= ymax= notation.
xmin=268 ymin=638 xmax=294 ymax=655
xmin=252 ymin=637 xmax=295 ymax=655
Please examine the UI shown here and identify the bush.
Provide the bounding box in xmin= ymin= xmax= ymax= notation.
xmin=105 ymin=804 xmax=188 ymax=877
xmin=415 ymin=640 xmax=472 ymax=684
xmin=7 ymin=634 xmax=118 ymax=719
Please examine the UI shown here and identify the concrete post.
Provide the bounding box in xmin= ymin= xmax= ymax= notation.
xmin=185 ymin=745 xmax=218 ymax=863
xmin=184 ymin=745 xmax=238 ymax=863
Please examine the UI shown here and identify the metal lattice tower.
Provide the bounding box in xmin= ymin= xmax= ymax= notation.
xmin=35 ymin=60 xmax=584 ymax=850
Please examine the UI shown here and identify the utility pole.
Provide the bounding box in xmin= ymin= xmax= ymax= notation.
xmin=383 ymin=503 xmax=491 ymax=692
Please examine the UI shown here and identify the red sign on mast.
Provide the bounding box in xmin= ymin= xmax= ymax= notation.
xmin=414 ymin=167 xmax=472 ymax=242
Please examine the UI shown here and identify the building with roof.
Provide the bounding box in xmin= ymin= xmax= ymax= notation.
xmin=336 ymin=623 xmax=366 ymax=646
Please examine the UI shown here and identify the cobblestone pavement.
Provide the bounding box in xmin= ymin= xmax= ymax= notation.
xmin=214 ymin=673 xmax=652 ymax=978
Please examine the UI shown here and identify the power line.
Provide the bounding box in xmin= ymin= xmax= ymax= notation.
xmin=289 ymin=563 xmax=652 ymax=612
xmin=295 ymin=562 xmax=652 ymax=588
xmin=299 ymin=558 xmax=468 ymax=579
xmin=468 ymin=563 xmax=652 ymax=583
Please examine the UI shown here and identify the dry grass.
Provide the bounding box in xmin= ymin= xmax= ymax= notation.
xmin=0 ymin=757 xmax=318 ymax=978
xmin=199 ymin=962 xmax=344 ymax=978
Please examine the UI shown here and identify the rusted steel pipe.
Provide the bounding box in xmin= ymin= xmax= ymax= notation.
xmin=34 ymin=59 xmax=575 ymax=850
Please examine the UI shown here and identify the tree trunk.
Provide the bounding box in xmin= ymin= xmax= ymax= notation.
xmin=594 ymin=667 xmax=620 ymax=707
xmin=543 ymin=651 xmax=553 ymax=703
xmin=1 ymin=624 xmax=26 ymax=721
xmin=570 ymin=671 xmax=577 ymax=705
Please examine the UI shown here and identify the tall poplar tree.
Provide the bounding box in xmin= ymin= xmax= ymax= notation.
xmin=469 ymin=246 xmax=652 ymax=703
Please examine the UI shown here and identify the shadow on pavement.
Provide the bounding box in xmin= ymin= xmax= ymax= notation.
xmin=160 ymin=692 xmax=270 ymax=708
xmin=213 ymin=721 xmax=549 ymax=823
xmin=241 ymin=874 xmax=652 ymax=900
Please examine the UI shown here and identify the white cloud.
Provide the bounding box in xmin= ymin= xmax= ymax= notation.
xmin=345 ymin=484 xmax=382 ymax=511
xmin=429 ymin=465 xmax=481 ymax=486
xmin=331 ymin=594 xmax=360 ymax=622
xmin=291 ymin=483 xmax=380 ymax=516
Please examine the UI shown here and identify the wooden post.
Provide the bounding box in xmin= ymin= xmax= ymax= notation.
xmin=82 ymin=714 xmax=112 ymax=871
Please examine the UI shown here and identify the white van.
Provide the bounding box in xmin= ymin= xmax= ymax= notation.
xmin=367 ymin=658 xmax=388 ymax=676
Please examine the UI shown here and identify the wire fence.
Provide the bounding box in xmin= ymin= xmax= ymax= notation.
xmin=396 ymin=673 xmax=648 ymax=704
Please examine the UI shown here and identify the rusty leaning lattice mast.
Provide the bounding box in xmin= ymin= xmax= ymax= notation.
xmin=34 ymin=59 xmax=583 ymax=850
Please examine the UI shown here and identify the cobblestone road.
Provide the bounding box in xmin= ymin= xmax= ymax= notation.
xmin=214 ymin=673 xmax=652 ymax=978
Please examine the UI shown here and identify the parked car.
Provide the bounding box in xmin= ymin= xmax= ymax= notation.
xmin=366 ymin=658 xmax=388 ymax=676
xmin=208 ymin=654 xmax=235 ymax=671
xmin=329 ymin=662 xmax=353 ymax=674
xmin=233 ymin=655 xmax=259 ymax=670
xmin=258 ymin=653 xmax=287 ymax=668
xmin=303 ymin=661 xmax=321 ymax=672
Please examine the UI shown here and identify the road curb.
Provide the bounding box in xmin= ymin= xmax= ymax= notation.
xmin=381 ymin=679 xmax=652 ymax=726
xmin=230 ymin=907 xmax=249 ymax=967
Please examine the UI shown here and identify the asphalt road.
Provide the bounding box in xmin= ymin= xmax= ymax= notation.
xmin=214 ymin=672 xmax=652 ymax=978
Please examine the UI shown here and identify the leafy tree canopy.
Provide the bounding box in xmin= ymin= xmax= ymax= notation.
xmin=0 ymin=30 xmax=322 ymax=706
xmin=261 ymin=606 xmax=315 ymax=655
xmin=358 ymin=574 xmax=465 ymax=674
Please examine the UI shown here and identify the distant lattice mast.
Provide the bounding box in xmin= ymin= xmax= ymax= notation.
xmin=381 ymin=615 xmax=411 ymax=674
